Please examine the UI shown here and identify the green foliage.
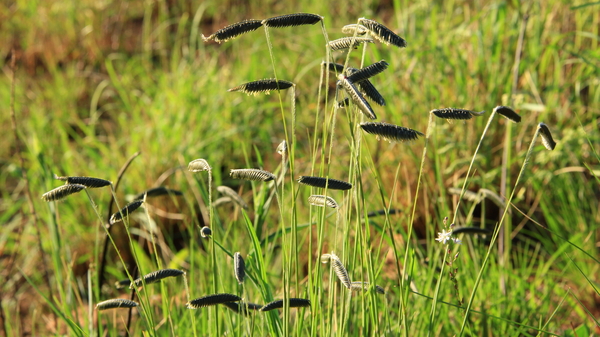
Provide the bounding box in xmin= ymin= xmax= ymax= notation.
xmin=2 ymin=0 xmax=599 ymax=336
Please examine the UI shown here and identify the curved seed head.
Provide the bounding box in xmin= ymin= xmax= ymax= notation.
xmin=308 ymin=195 xmax=339 ymax=208
xmin=262 ymin=13 xmax=323 ymax=28
xmin=337 ymin=76 xmax=376 ymax=120
xmin=54 ymin=175 xmax=112 ymax=188
xmin=41 ymin=184 xmax=86 ymax=202
xmin=200 ymin=226 xmax=212 ymax=238
xmin=277 ymin=140 xmax=287 ymax=156
xmin=110 ymin=200 xmax=144 ymax=225
xmin=187 ymin=293 xmax=242 ymax=309
xmin=328 ymin=37 xmax=374 ymax=51
xmin=358 ymin=18 xmax=407 ymax=47
xmin=202 ymin=19 xmax=263 ymax=43
xmin=360 ymin=122 xmax=424 ymax=143
xmin=216 ymin=186 xmax=248 ymax=209
xmin=346 ymin=60 xmax=389 ymax=83
xmin=493 ymin=106 xmax=521 ymax=123
xmin=230 ymin=169 xmax=276 ymax=182
xmin=188 ymin=159 xmax=211 ymax=172
xmin=342 ymin=24 xmax=369 ymax=35
xmin=233 ymin=252 xmax=245 ymax=284
xmin=130 ymin=269 xmax=185 ymax=288
xmin=538 ymin=123 xmax=557 ymax=150
xmin=96 ymin=299 xmax=138 ymax=310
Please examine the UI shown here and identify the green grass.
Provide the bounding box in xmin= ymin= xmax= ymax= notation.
xmin=1 ymin=0 xmax=599 ymax=336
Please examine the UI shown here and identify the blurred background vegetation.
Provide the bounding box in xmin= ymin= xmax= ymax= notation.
xmin=1 ymin=0 xmax=599 ymax=335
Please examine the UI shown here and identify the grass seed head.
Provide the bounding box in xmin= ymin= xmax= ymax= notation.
xmin=233 ymin=252 xmax=245 ymax=284
xmin=337 ymin=76 xmax=377 ymax=119
xmin=54 ymin=175 xmax=112 ymax=188
xmin=260 ymin=298 xmax=311 ymax=311
xmin=216 ymin=186 xmax=248 ymax=209
xmin=350 ymin=281 xmax=386 ymax=294
xmin=41 ymin=184 xmax=86 ymax=202
xmin=328 ymin=37 xmax=373 ymax=51
xmin=360 ymin=122 xmax=424 ymax=143
xmin=358 ymin=18 xmax=407 ymax=47
xmin=342 ymin=24 xmax=368 ymax=35
xmin=133 ymin=187 xmax=182 ymax=200
xmin=262 ymin=13 xmax=323 ymax=28
xmin=96 ymin=299 xmax=138 ymax=311
xmin=277 ymin=140 xmax=287 ymax=156
xmin=200 ymin=226 xmax=212 ymax=238
xmin=202 ymin=19 xmax=263 ymax=43
xmin=130 ymin=269 xmax=185 ymax=288
xmin=493 ymin=105 xmax=521 ymax=123
xmin=326 ymin=252 xmax=352 ymax=289
xmin=188 ymin=158 xmax=211 ymax=172
xmin=538 ymin=123 xmax=557 ymax=150
xmin=430 ymin=108 xmax=484 ymax=120
xmin=228 ymin=79 xmax=294 ymax=95
xmin=230 ymin=168 xmax=276 ymax=182
xmin=346 ymin=60 xmax=389 ymax=83
xmin=308 ymin=195 xmax=339 ymax=208
xmin=297 ymin=176 xmax=352 ymax=190
xmin=187 ymin=293 xmax=242 ymax=309
xmin=110 ymin=200 xmax=144 ymax=224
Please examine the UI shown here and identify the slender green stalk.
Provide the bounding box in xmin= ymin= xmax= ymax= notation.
xmin=458 ymin=127 xmax=541 ymax=335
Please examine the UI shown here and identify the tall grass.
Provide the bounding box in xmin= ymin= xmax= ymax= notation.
xmin=1 ymin=0 xmax=599 ymax=336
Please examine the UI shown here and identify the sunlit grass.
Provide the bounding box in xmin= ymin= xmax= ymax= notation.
xmin=1 ymin=0 xmax=599 ymax=336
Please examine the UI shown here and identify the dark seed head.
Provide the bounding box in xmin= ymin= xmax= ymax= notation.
xmin=96 ymin=299 xmax=138 ymax=310
xmin=337 ymin=76 xmax=376 ymax=120
xmin=41 ymin=184 xmax=86 ymax=202
xmin=297 ymin=176 xmax=352 ymax=190
xmin=346 ymin=60 xmax=389 ymax=83
xmin=133 ymin=187 xmax=183 ymax=201
xmin=228 ymin=79 xmax=294 ymax=95
xmin=430 ymin=108 xmax=484 ymax=120
xmin=130 ymin=269 xmax=185 ymax=288
xmin=202 ymin=19 xmax=263 ymax=43
xmin=493 ymin=106 xmax=521 ymax=123
xmin=360 ymin=122 xmax=424 ymax=143
xmin=200 ymin=226 xmax=212 ymax=238
xmin=260 ymin=298 xmax=311 ymax=311
xmin=233 ymin=252 xmax=245 ymax=284
xmin=358 ymin=18 xmax=407 ymax=47
xmin=538 ymin=123 xmax=557 ymax=150
xmin=110 ymin=200 xmax=144 ymax=225
xmin=187 ymin=293 xmax=242 ymax=309
xmin=262 ymin=13 xmax=323 ymax=28
xmin=54 ymin=175 xmax=112 ymax=188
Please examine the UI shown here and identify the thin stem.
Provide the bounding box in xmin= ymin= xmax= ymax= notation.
xmin=458 ymin=127 xmax=540 ymax=336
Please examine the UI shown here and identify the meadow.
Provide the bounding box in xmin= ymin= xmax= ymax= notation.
xmin=1 ymin=0 xmax=599 ymax=336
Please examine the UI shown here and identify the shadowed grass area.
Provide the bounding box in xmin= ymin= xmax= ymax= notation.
xmin=1 ymin=0 xmax=599 ymax=336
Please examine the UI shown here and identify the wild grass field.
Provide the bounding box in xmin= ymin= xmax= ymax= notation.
xmin=1 ymin=0 xmax=599 ymax=336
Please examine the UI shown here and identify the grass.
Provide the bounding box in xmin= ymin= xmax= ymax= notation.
xmin=1 ymin=0 xmax=599 ymax=336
